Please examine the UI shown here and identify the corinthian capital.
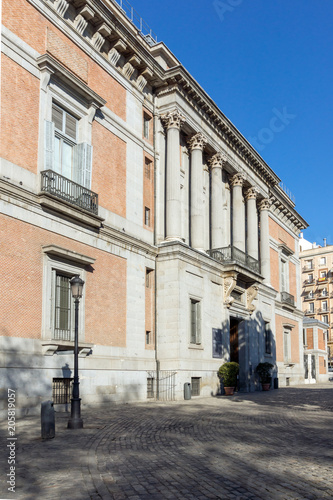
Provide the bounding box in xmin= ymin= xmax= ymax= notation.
xmin=259 ymin=198 xmax=271 ymax=211
xmin=245 ymin=187 xmax=259 ymax=201
xmin=161 ymin=109 xmax=186 ymax=130
xmin=230 ymin=173 xmax=245 ymax=188
xmin=208 ymin=152 xmax=227 ymax=169
xmin=188 ymin=132 xmax=207 ymax=152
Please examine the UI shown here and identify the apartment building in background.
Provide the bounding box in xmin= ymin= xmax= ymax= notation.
xmin=1 ymin=0 xmax=308 ymax=413
xmin=300 ymin=235 xmax=332 ymax=374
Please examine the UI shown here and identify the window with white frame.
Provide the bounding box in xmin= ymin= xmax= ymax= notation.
xmin=320 ymin=257 xmax=326 ymax=265
xmin=309 ymin=302 xmax=314 ymax=313
xmin=280 ymin=258 xmax=288 ymax=292
xmin=323 ymin=315 xmax=329 ymax=325
xmin=322 ymin=301 xmax=328 ymax=312
xmin=42 ymin=245 xmax=95 ymax=342
xmin=190 ymin=299 xmax=201 ymax=345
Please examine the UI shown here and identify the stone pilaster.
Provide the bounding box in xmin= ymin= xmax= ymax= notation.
xmin=161 ymin=110 xmax=186 ymax=241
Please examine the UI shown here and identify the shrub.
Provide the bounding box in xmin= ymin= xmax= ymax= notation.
xmin=218 ymin=362 xmax=239 ymax=387
xmin=256 ymin=362 xmax=274 ymax=383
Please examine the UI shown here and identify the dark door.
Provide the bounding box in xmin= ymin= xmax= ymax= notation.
xmin=230 ymin=318 xmax=239 ymax=363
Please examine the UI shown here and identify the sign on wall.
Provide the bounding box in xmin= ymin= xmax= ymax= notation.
xmin=212 ymin=328 xmax=223 ymax=358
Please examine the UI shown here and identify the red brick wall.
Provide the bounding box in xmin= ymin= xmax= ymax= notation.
xmin=289 ymin=261 xmax=297 ymax=299
xmin=318 ymin=328 xmax=325 ymax=350
xmin=92 ymin=122 xmax=126 ymax=217
xmin=319 ymin=356 xmax=326 ymax=375
xmin=275 ymin=315 xmax=298 ymax=363
xmin=0 ymin=215 xmax=126 ymax=346
xmin=307 ymin=328 xmax=314 ymax=350
xmin=270 ymin=248 xmax=279 ymax=291
xmin=269 ymin=217 xmax=295 ymax=253
xmin=1 ymin=55 xmax=39 ymax=172
xmin=2 ymin=0 xmax=126 ymax=119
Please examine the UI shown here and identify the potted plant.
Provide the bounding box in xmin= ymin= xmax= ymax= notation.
xmin=218 ymin=362 xmax=239 ymax=395
xmin=256 ymin=362 xmax=274 ymax=391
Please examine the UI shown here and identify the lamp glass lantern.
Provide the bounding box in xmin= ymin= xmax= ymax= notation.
xmin=70 ymin=275 xmax=85 ymax=299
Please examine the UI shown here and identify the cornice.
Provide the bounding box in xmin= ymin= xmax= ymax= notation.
xmin=156 ymin=66 xmax=281 ymax=188
xmin=270 ymin=187 xmax=308 ymax=234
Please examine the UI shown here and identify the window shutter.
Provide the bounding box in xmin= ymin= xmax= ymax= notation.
xmin=44 ymin=120 xmax=55 ymax=171
xmin=190 ymin=301 xmax=196 ymax=344
xmin=73 ymin=143 xmax=92 ymax=188
xmin=52 ymin=105 xmax=63 ymax=132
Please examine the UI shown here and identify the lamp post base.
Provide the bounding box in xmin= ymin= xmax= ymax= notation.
xmin=67 ymin=398 xmax=83 ymax=429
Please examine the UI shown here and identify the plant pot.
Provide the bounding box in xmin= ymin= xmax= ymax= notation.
xmin=262 ymin=383 xmax=270 ymax=391
xmin=224 ymin=387 xmax=235 ymax=396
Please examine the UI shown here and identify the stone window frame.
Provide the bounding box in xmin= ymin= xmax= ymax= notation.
xmin=41 ymin=245 xmax=95 ymax=344
xmin=189 ymin=296 xmax=202 ymax=347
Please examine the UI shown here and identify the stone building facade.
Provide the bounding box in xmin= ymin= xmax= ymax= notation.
xmin=300 ymin=239 xmax=333 ymax=372
xmin=1 ymin=0 xmax=307 ymax=413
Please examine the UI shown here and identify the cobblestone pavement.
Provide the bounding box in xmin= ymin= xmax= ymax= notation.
xmin=1 ymin=384 xmax=333 ymax=500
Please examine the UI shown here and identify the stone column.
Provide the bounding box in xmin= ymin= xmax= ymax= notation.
xmin=259 ymin=198 xmax=271 ymax=283
xmin=188 ymin=132 xmax=207 ymax=251
xmin=245 ymin=187 xmax=259 ymax=260
xmin=230 ymin=173 xmax=246 ymax=252
xmin=161 ymin=109 xmax=185 ymax=241
xmin=209 ymin=152 xmax=226 ymax=249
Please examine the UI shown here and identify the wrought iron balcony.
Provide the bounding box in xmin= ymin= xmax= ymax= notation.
xmin=305 ymin=309 xmax=315 ymax=315
xmin=317 ymin=308 xmax=329 ymax=314
xmin=303 ymin=279 xmax=315 ymax=286
xmin=302 ymin=265 xmax=314 ymax=272
xmin=207 ymin=246 xmax=260 ymax=274
xmin=317 ymin=277 xmax=328 ymax=284
xmin=281 ymin=291 xmax=295 ymax=307
xmin=41 ymin=170 xmax=98 ymax=215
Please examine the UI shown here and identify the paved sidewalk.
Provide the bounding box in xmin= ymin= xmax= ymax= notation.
xmin=1 ymin=384 xmax=333 ymax=500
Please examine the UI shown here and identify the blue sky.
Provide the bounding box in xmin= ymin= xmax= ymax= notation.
xmin=130 ymin=0 xmax=333 ymax=245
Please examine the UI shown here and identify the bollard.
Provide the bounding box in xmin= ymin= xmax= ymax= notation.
xmin=184 ymin=382 xmax=191 ymax=400
xmin=41 ymin=400 xmax=55 ymax=439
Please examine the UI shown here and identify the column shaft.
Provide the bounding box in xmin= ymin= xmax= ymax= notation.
xmin=188 ymin=132 xmax=207 ymax=251
xmin=246 ymin=188 xmax=259 ymax=260
xmin=231 ymin=174 xmax=245 ymax=252
xmin=210 ymin=153 xmax=225 ymax=249
xmin=259 ymin=199 xmax=271 ymax=283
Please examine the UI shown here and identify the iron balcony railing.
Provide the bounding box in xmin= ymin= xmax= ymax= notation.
xmin=208 ymin=246 xmax=260 ymax=274
xmin=302 ymin=265 xmax=314 ymax=272
xmin=281 ymin=291 xmax=295 ymax=307
xmin=305 ymin=309 xmax=315 ymax=315
xmin=41 ymin=170 xmax=98 ymax=215
xmin=303 ymin=279 xmax=315 ymax=286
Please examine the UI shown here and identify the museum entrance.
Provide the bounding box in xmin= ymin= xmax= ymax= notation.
xmin=230 ymin=318 xmax=239 ymax=364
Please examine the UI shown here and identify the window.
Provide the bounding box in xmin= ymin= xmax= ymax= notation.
xmin=52 ymin=378 xmax=73 ymax=404
xmin=303 ymin=329 xmax=307 ymax=346
xmin=280 ymin=259 xmax=288 ymax=292
xmin=309 ymin=291 xmax=314 ymax=298
xmin=191 ymin=377 xmax=201 ymax=396
xmin=309 ymin=302 xmax=314 ymax=313
xmin=147 ymin=377 xmax=154 ymax=398
xmin=320 ymin=257 xmax=326 ymax=265
xmin=322 ymin=288 xmax=328 ymax=297
xmin=146 ymin=331 xmax=151 ymax=345
xmin=54 ymin=273 xmax=72 ymax=341
xmin=284 ymin=330 xmax=291 ymax=363
xmin=145 ymin=157 xmax=152 ymax=179
xmin=42 ymin=245 xmax=94 ymax=342
xmin=143 ymin=113 xmax=151 ymax=140
xmin=144 ymin=207 xmax=151 ymax=226
xmin=146 ymin=268 xmax=152 ymax=288
xmin=265 ymin=323 xmax=272 ymax=354
xmin=306 ymin=260 xmax=313 ymax=269
xmin=53 ymin=104 xmax=77 ymax=178
xmin=308 ymin=274 xmax=313 ymax=283
xmin=319 ymin=271 xmax=327 ymax=281
xmin=322 ymin=301 xmax=328 ymax=312
xmin=190 ymin=299 xmax=201 ymax=344
xmin=323 ymin=315 xmax=328 ymax=325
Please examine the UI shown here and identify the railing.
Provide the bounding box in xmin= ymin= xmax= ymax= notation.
xmin=303 ymin=294 xmax=314 ymax=301
xmin=305 ymin=309 xmax=315 ymax=315
xmin=302 ymin=265 xmax=314 ymax=272
xmin=281 ymin=291 xmax=295 ymax=307
xmin=41 ymin=170 xmax=98 ymax=215
xmin=111 ymin=0 xmax=157 ymax=45
xmin=303 ymin=279 xmax=315 ymax=286
xmin=208 ymin=246 xmax=260 ymax=273
xmin=278 ymin=182 xmax=295 ymax=204
xmin=317 ymin=308 xmax=329 ymax=314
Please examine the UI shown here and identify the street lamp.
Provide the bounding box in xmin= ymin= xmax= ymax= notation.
xmin=68 ymin=275 xmax=85 ymax=429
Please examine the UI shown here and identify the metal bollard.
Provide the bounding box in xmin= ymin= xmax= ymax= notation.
xmin=184 ymin=382 xmax=191 ymax=400
xmin=41 ymin=400 xmax=55 ymax=439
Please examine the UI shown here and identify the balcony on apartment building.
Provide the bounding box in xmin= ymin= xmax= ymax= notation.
xmin=317 ymin=276 xmax=328 ymax=285
xmin=207 ymin=246 xmax=260 ymax=274
xmin=304 ymin=308 xmax=315 ymax=316
xmin=302 ymin=264 xmax=315 ymax=272
xmin=303 ymin=293 xmax=314 ymax=301
xmin=303 ymin=278 xmax=315 ymax=286
xmin=317 ymin=307 xmax=329 ymax=314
